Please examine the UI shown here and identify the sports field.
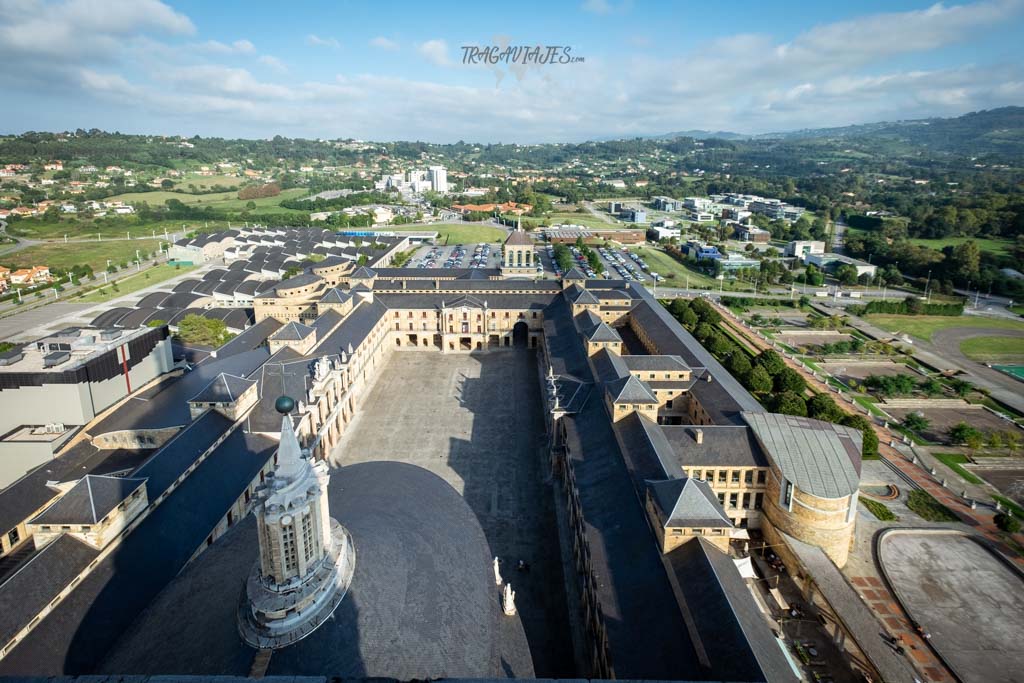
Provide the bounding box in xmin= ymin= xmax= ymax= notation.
xmin=959 ymin=335 xmax=1024 ymax=363
xmin=865 ymin=314 xmax=1024 ymax=341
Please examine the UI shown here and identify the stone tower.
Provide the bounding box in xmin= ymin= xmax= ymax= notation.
xmin=238 ymin=396 xmax=355 ymax=649
xmin=501 ymin=228 xmax=535 ymax=278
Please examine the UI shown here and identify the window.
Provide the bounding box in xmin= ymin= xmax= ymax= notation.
xmin=729 ymin=493 xmax=738 ymax=509
xmin=745 ymin=471 xmax=753 ymax=485
xmin=692 ymin=470 xmax=701 ymax=480
xmin=7 ymin=528 xmax=20 ymax=546
xmin=781 ymin=479 xmax=793 ymax=510
xmin=731 ymin=471 xmax=740 ymax=484
xmin=757 ymin=470 xmax=766 ymax=485
xmin=718 ymin=470 xmax=727 ymax=484
xmin=717 ymin=493 xmax=725 ymax=505
xmin=742 ymin=493 xmax=751 ymax=509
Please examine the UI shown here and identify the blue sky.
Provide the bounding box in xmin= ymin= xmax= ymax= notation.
xmin=1 ymin=0 xmax=1022 ymax=142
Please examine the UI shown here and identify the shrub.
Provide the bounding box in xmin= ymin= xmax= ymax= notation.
xmin=862 ymin=498 xmax=897 ymax=521
xmin=907 ymin=490 xmax=958 ymax=522
xmin=994 ymin=513 xmax=1020 ymax=534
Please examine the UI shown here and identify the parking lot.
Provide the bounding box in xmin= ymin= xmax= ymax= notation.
xmin=409 ymin=243 xmax=502 ymax=270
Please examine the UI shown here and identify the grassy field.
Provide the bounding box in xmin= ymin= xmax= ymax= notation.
xmin=865 ymin=314 xmax=1024 ymax=341
xmin=75 ymin=263 xmax=196 ymax=303
xmin=173 ymin=174 xmax=241 ymax=190
xmin=906 ymin=489 xmax=959 ymax=522
xmin=959 ymin=336 xmax=1024 ymax=362
xmin=632 ymin=246 xmax=755 ymax=292
xmin=104 ymin=187 xmax=308 ymax=214
xmin=385 ymin=223 xmax=505 ymax=244
xmin=907 ymin=236 xmax=1014 ymax=256
xmin=1 ymin=239 xmax=165 ymax=272
xmin=543 ymin=211 xmax=620 ymax=229
xmin=932 ymin=453 xmax=984 ymax=484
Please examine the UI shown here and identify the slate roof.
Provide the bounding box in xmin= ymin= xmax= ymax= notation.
xmin=584 ymin=321 xmax=622 ymax=343
xmin=562 ymin=266 xmax=587 ymax=281
xmin=270 ymin=321 xmax=315 ymax=341
xmin=29 ymin=475 xmax=147 ymax=526
xmin=349 ymin=266 xmax=377 ymax=278
xmin=606 ymin=374 xmax=659 ymax=404
xmin=188 ymin=373 xmax=257 ymax=404
xmin=647 ymin=477 xmax=732 ymax=528
xmin=743 ymin=412 xmax=861 ymax=499
xmin=571 ymin=288 xmax=601 ymax=305
xmin=668 ymin=538 xmax=799 ymax=683
xmin=319 ymin=287 xmax=351 ymax=304
xmin=504 ymin=229 xmax=533 ymax=246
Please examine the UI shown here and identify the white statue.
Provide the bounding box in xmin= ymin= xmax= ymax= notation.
xmin=314 ymin=356 xmax=328 ymax=381
xmin=493 ymin=556 xmax=502 ymax=586
xmin=553 ymin=392 xmax=561 ymax=411
xmin=340 ymin=350 xmax=348 ymax=364
xmin=502 ymin=583 xmax=517 ymax=616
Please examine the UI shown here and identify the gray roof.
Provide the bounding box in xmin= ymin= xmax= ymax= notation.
xmin=743 ymin=411 xmax=862 ymax=498
xmin=349 ymin=265 xmax=377 ymax=278
xmin=319 ymin=287 xmax=351 ymax=304
xmin=574 ymin=308 xmax=603 ymax=333
xmin=584 ymin=321 xmax=622 ymax=343
xmin=270 ymin=321 xmax=315 ymax=341
xmin=647 ymin=477 xmax=733 ymax=528
xmin=188 ymin=373 xmax=256 ymax=404
xmin=29 ymin=475 xmax=147 ymax=526
xmin=571 ymin=288 xmax=601 ymax=305
xmin=606 ymin=374 xmax=659 ymax=404
xmin=562 ymin=266 xmax=587 ymax=281
xmin=668 ymin=538 xmax=799 ymax=683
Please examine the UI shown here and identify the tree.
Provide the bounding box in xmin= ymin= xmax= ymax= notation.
xmin=807 ymin=393 xmax=843 ymax=422
xmin=774 ymin=367 xmax=806 ymax=394
xmin=948 ymin=422 xmax=981 ymax=446
xmin=773 ymin=391 xmax=807 ymax=416
xmin=746 ymin=365 xmax=773 ymax=393
xmin=902 ymin=412 xmax=930 ymax=433
xmin=994 ymin=513 xmax=1021 ymax=534
xmin=175 ymin=315 xmax=231 ymax=347
xmin=842 ymin=413 xmax=878 ymax=458
xmin=835 ymin=264 xmax=858 ymax=286
xmin=755 ymin=349 xmax=786 ymax=376
xmin=160 ymin=179 xmax=174 ymax=189
xmin=726 ymin=352 xmax=752 ymax=380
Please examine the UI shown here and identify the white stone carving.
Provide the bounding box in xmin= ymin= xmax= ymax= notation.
xmin=493 ymin=556 xmax=502 ymax=586
xmin=502 ymin=583 xmax=517 ymax=616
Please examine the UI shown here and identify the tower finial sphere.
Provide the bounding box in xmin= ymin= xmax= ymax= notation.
xmin=275 ymin=395 xmax=296 ymax=415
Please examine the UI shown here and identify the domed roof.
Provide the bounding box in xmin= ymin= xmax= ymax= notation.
xmin=100 ymin=461 xmax=533 ymax=679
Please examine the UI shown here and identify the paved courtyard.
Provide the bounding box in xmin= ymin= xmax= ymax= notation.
xmin=879 ymin=531 xmax=1024 ymax=683
xmin=330 ymin=349 xmax=574 ymax=677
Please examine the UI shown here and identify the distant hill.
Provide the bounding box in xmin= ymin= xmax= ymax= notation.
xmin=612 ymin=107 xmax=1024 ymax=158
xmin=758 ymin=107 xmax=1024 ymax=158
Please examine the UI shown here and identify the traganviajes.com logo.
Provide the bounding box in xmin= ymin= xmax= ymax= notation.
xmin=460 ymin=44 xmax=584 ymax=66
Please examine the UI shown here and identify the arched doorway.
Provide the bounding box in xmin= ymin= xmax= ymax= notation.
xmin=512 ymin=321 xmax=529 ymax=348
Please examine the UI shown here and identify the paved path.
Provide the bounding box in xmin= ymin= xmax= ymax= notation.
xmin=843 ymin=316 xmax=1024 ymax=415
xmin=717 ymin=304 xmax=1024 ymax=682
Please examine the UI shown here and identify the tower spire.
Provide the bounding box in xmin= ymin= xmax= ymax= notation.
xmin=238 ymin=395 xmax=356 ymax=650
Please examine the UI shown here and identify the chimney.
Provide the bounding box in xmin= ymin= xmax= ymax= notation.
xmin=694 ymin=428 xmax=704 ymax=445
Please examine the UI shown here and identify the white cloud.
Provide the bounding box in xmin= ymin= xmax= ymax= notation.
xmin=2 ymin=0 xmax=1023 ymax=141
xmin=417 ymin=39 xmax=450 ymax=66
xmin=0 ymin=0 xmax=194 ymax=60
xmin=306 ymin=34 xmax=340 ymax=49
xmin=258 ymin=55 xmax=287 ymax=73
xmin=200 ymin=39 xmax=256 ymax=54
xmin=370 ymin=36 xmax=399 ymax=51
xmin=581 ymin=0 xmax=613 ymax=15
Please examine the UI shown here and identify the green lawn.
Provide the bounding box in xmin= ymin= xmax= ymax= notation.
xmin=933 ymin=453 xmax=983 ymax=485
xmin=104 ymin=187 xmax=308 ymax=214
xmin=1 ymin=239 xmax=165 ymax=272
xmin=75 ymin=263 xmax=196 ymax=303
xmin=861 ymin=497 xmax=898 ymax=521
xmin=993 ymin=495 xmax=1024 ymax=518
xmin=173 ymin=174 xmax=241 ymax=190
xmin=632 ymin=246 xmax=755 ymax=292
xmin=959 ymin=336 xmax=1024 ymax=363
xmin=385 ymin=223 xmax=505 ymax=244
xmin=906 ymin=489 xmax=959 ymax=522
xmin=865 ymin=314 xmax=1024 ymax=342
xmin=543 ymin=211 xmax=621 ymax=229
xmin=907 ymin=236 xmax=1013 ymax=256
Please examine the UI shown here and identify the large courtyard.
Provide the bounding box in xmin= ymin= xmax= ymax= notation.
xmin=329 ymin=349 xmax=574 ymax=677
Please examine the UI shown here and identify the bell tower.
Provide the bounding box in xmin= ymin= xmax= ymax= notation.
xmin=238 ymin=396 xmax=356 ymax=649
